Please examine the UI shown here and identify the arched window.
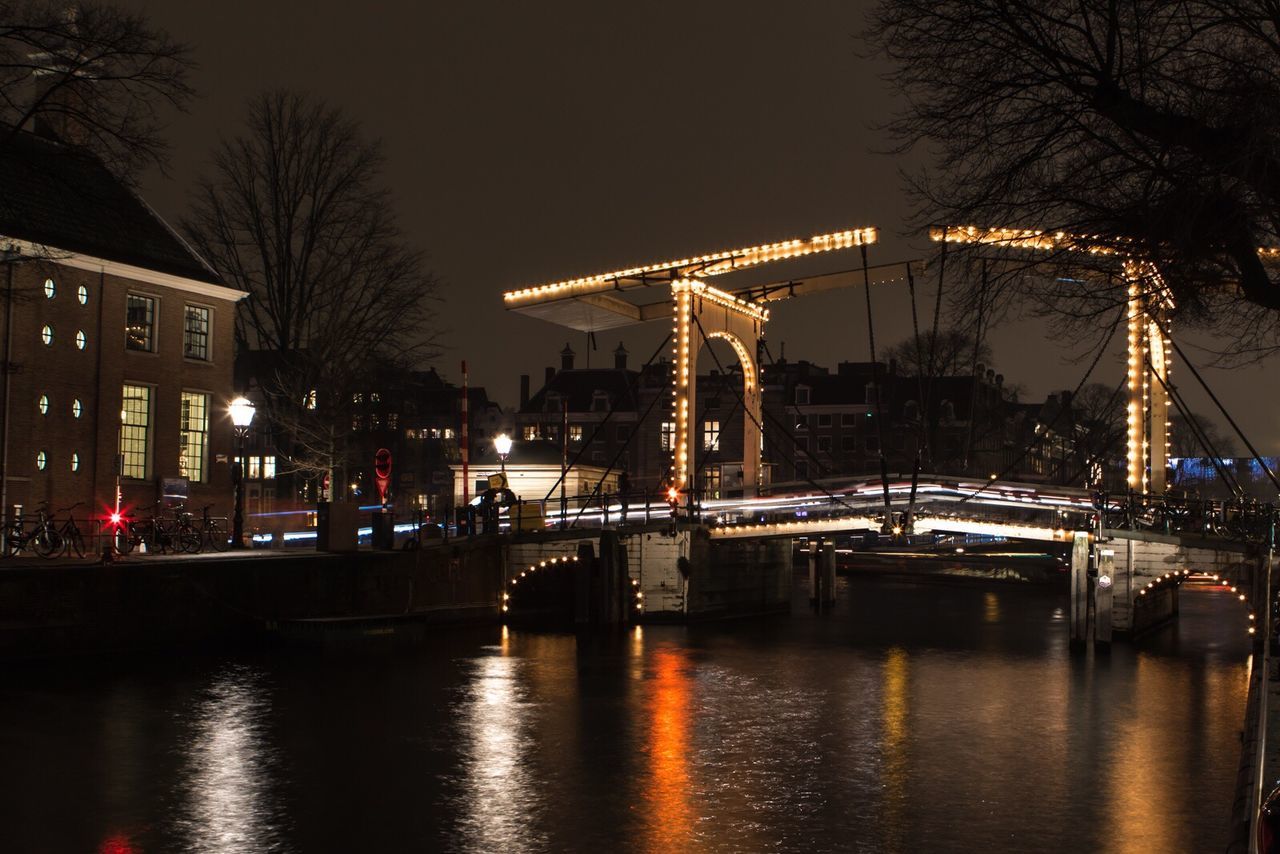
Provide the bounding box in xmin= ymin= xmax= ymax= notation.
xmin=43 ymin=278 xmax=55 ymax=299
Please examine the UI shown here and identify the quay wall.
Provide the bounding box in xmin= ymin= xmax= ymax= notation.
xmin=0 ymin=540 xmax=504 ymax=659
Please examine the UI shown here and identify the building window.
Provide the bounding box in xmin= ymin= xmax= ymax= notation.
xmin=179 ymin=391 xmax=210 ymax=482
xmin=40 ymin=325 xmax=53 ymax=346
xmin=248 ymin=456 xmax=262 ymax=479
xmin=817 ymin=436 xmax=832 ymax=452
xmin=38 ymin=394 xmax=49 ymax=415
xmin=795 ymin=414 xmax=809 ymax=430
xmin=817 ymin=414 xmax=832 ymax=428
xmin=75 ymin=330 xmax=86 ymax=350
xmin=842 ymin=435 xmax=856 ymax=452
xmin=125 ymin=294 xmax=155 ymax=351
xmin=388 ymin=413 xmax=398 ymax=429
xmin=120 ymin=384 xmax=151 ymax=479
xmin=405 ymin=428 xmax=418 ymax=440
xmin=263 ymin=456 xmax=276 ymax=480
xmin=71 ymin=398 xmax=82 ymax=418
xmin=660 ymin=421 xmax=676 ymax=451
xmin=77 ymin=284 xmax=88 ymax=305
xmin=352 ymin=415 xmax=363 ymax=431
xmin=371 ymin=393 xmax=381 ymax=403
xmin=702 ymin=467 xmax=721 ymax=500
xmin=569 ymin=424 xmax=584 ymax=442
xmin=591 ymin=451 xmax=605 ymax=463
xmin=443 ymin=428 xmax=455 ymax=439
xmin=43 ymin=278 xmax=54 ymax=299
xmin=303 ymin=389 xmax=317 ymax=409
xmin=36 ymin=450 xmax=47 ymax=470
xmin=352 ymin=392 xmax=364 ymax=404
xmin=522 ymin=425 xmax=538 ymax=441
xmin=592 ymin=392 xmax=609 ymax=412
xmin=71 ymin=452 xmax=79 ymax=472
xmin=842 ymin=413 xmax=857 ymax=427
xmin=703 ymin=420 xmax=720 ymax=451
xmin=183 ymin=305 xmax=210 ymax=360
xmin=795 ymin=387 xmax=810 ymax=405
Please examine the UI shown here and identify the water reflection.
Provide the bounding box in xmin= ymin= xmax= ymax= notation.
xmin=644 ymin=646 xmax=694 ymax=853
xmin=455 ymin=645 xmax=543 ymax=851
xmin=175 ymin=663 xmax=285 ymax=853
xmin=880 ymin=647 xmax=909 ymax=852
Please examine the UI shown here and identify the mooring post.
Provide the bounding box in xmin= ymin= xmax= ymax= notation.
xmin=808 ymin=540 xmax=819 ymax=611
xmin=1095 ymin=546 xmax=1115 ymax=649
xmin=821 ymin=540 xmax=837 ymax=611
xmin=1070 ymin=532 xmax=1089 ymax=651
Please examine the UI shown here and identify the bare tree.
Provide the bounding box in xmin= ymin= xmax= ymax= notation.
xmin=184 ymin=91 xmax=440 ymax=492
xmin=1170 ymin=411 xmax=1238 ymax=458
xmin=0 ymin=1 xmax=193 ymax=177
xmin=882 ymin=327 xmax=994 ymax=378
xmin=868 ymin=1 xmax=1280 ymax=357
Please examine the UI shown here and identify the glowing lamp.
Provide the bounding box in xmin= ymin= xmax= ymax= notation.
xmin=494 ymin=433 xmax=513 ymax=458
xmin=229 ymin=396 xmax=256 ymax=430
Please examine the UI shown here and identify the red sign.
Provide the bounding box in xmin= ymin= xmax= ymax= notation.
xmin=374 ymin=448 xmax=392 ymax=504
xmin=374 ymin=448 xmax=392 ymax=479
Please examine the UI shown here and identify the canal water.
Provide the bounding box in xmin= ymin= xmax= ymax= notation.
xmin=0 ymin=575 xmax=1252 ymax=853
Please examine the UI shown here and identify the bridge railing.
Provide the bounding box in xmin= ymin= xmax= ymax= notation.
xmin=1094 ymin=491 xmax=1277 ymax=544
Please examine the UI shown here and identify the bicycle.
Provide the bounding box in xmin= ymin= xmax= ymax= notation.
xmin=197 ymin=504 xmax=229 ymax=552
xmin=3 ymin=504 xmax=61 ymax=558
xmin=54 ymin=502 xmax=87 ymax=558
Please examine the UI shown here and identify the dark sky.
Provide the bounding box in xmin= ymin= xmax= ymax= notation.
xmin=121 ymin=0 xmax=1280 ymax=454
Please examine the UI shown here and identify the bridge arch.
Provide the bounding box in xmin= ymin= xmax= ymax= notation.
xmin=671 ymin=279 xmax=766 ymax=496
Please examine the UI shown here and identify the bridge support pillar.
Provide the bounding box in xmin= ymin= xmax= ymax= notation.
xmin=1070 ymin=533 xmax=1089 ymax=651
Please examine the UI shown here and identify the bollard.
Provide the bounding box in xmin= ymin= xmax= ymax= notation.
xmin=1070 ymin=532 xmax=1089 ymax=652
xmin=1095 ymin=547 xmax=1115 ymax=649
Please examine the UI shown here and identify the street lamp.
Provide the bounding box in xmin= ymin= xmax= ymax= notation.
xmin=229 ymin=396 xmax=255 ymax=549
xmin=494 ymin=433 xmax=513 ymax=472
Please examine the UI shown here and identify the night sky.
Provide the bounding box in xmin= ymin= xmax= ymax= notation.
xmin=120 ymin=0 xmax=1280 ymax=453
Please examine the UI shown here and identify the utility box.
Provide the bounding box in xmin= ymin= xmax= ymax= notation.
xmin=371 ymin=511 xmax=395 ymax=550
xmin=316 ymin=501 xmax=359 ymax=552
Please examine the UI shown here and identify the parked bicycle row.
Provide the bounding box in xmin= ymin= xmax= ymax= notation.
xmin=1 ymin=502 xmax=232 ymax=559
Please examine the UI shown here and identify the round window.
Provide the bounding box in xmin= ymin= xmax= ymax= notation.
xmin=35 ymin=450 xmax=46 ymax=471
xmin=37 ymin=394 xmax=49 ymax=415
xmin=71 ymin=452 xmax=79 ymax=472
xmin=72 ymin=398 xmax=82 ymax=418
xmin=43 ymin=278 xmax=54 ymax=299
xmin=77 ymin=284 xmax=88 ymax=305
xmin=40 ymin=325 xmax=52 ymax=346
xmin=75 ymin=330 xmax=86 ymax=350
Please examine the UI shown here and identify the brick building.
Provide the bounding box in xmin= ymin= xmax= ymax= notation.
xmin=0 ymin=129 xmax=244 ymax=526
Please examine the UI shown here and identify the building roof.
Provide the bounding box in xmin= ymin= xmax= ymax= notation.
xmin=521 ymin=368 xmax=639 ymax=414
xmin=0 ymin=128 xmax=223 ymax=284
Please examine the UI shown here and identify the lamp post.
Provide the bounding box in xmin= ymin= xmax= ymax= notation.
xmin=494 ymin=433 xmax=512 ymax=473
xmin=229 ymin=396 xmax=255 ymax=549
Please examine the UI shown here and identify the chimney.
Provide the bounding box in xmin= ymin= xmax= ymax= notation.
xmin=614 ymin=342 xmax=628 ymax=370
xmin=560 ymin=342 xmax=575 ymax=371
xmin=519 ymin=374 xmax=530 ymax=409
xmin=545 ymin=366 xmax=555 ymax=387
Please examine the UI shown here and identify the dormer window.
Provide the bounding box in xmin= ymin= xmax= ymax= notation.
xmin=544 ymin=393 xmax=562 ymax=413
xmin=795 ymin=386 xmax=810 ymax=405
xmin=591 ymin=391 xmax=609 ymax=412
